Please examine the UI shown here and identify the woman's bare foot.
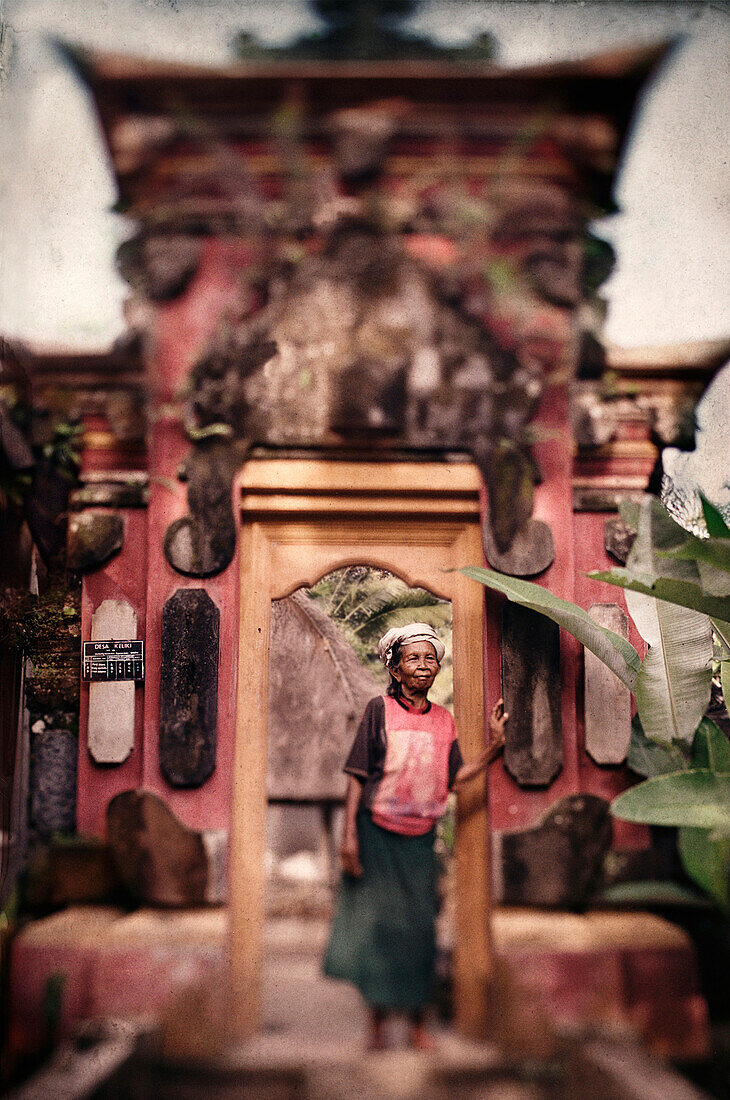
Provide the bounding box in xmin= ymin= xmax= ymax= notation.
xmin=406 ymin=1020 xmax=435 ymax=1047
xmin=409 ymin=1022 xmax=436 ymax=1051
xmin=367 ymin=1009 xmax=387 ymax=1051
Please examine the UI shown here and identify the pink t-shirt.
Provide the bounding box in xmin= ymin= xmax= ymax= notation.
xmin=370 ymin=696 xmax=458 ymax=836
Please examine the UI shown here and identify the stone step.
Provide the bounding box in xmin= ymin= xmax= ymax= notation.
xmin=10 ymin=1035 xmax=712 ymax=1100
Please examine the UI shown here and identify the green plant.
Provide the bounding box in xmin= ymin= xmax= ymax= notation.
xmin=0 ymin=580 xmax=81 ymax=713
xmin=461 ymin=494 xmax=730 ymax=907
xmin=41 ymin=421 xmax=83 ymax=480
xmin=612 ymin=718 xmax=730 ymax=908
xmin=463 ymin=497 xmax=729 ymax=745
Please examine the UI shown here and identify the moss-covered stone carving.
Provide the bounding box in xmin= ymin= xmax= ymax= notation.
xmin=168 ymin=213 xmax=550 ymax=575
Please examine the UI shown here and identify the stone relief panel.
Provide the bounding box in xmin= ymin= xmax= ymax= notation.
xmin=114 ymin=103 xmax=592 ymax=578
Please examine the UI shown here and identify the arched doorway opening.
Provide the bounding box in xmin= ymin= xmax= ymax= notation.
xmin=230 ymin=458 xmax=491 ymax=1040
xmin=263 ymin=567 xmax=453 ymax=1043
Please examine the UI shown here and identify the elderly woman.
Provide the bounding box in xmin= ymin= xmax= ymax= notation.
xmin=323 ymin=622 xmax=507 ymax=1050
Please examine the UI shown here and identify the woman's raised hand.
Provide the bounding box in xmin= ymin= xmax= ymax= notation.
xmin=454 ymin=700 xmax=508 ymax=785
xmin=487 ymin=698 xmax=508 ymax=756
xmin=340 ymin=831 xmax=363 ymax=878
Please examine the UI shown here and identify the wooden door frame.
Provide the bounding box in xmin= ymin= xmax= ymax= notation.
xmin=229 ymin=458 xmax=492 ymax=1039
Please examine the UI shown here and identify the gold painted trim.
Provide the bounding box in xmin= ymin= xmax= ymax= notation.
xmin=230 ymin=459 xmax=492 ymax=1040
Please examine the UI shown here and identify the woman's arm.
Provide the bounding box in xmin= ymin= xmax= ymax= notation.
xmin=340 ymin=774 xmax=364 ymax=877
xmin=452 ymin=699 xmax=508 ymax=788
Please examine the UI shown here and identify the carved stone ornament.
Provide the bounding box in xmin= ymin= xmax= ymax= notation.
xmin=67 ymin=512 xmax=124 ymax=572
xmin=170 ymin=218 xmax=550 ymax=576
xmin=117 ymin=232 xmax=203 ymax=303
xmin=163 ymin=442 xmax=241 ymax=578
xmin=604 ymin=516 xmax=637 ymax=564
xmin=483 ymin=517 xmax=555 ymax=577
xmin=142 ymin=115 xmax=602 ymax=578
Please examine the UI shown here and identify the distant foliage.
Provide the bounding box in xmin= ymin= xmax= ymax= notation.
xmin=306 ymin=566 xmax=453 ymax=708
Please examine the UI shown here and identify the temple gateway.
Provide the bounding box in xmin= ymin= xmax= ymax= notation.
xmin=3 ymin=33 xmax=727 ymax=1072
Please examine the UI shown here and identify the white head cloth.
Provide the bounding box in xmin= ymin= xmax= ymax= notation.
xmin=377 ymin=623 xmax=445 ymax=668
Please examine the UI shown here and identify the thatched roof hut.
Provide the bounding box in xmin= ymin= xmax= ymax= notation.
xmin=268 ymin=590 xmax=382 ymax=801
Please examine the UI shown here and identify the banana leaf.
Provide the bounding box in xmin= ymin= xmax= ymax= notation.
xmin=586 ymin=568 xmax=730 ymax=621
xmin=701 ymin=494 xmax=730 ymax=539
xmin=594 ymin=497 xmax=730 ymax=610
xmin=627 ymin=714 xmax=689 ymax=778
xmin=459 ymin=566 xmax=640 ymax=689
xmin=713 ymin=618 xmax=730 ymax=654
xmin=678 ymin=827 xmax=730 ymax=910
xmin=658 ymin=538 xmax=730 ymax=581
xmin=691 ymin=717 xmax=730 ymax=772
xmin=621 ymin=499 xmax=713 ymax=744
xmin=611 ymin=770 xmax=730 ymax=833
xmin=630 ymin=606 xmax=713 ymax=745
xmin=698 ymin=560 xmax=730 ymax=598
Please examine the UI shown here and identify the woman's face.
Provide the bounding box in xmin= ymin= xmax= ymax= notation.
xmin=390 ymin=640 xmax=440 ymax=695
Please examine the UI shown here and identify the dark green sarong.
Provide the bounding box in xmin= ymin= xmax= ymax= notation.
xmin=323 ymin=810 xmax=437 ymax=1010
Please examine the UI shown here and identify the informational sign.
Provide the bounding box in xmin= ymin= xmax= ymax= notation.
xmin=82 ymin=640 xmax=145 ymax=683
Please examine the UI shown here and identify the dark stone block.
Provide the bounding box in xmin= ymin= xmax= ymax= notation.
xmin=30 ymin=728 xmax=77 ymax=836
xmin=501 ymin=603 xmax=562 ymax=787
xmin=160 ymin=588 xmax=219 ymax=787
xmin=495 ymin=794 xmax=611 ymax=907
xmin=164 ymin=443 xmax=239 ymax=578
xmin=107 ymin=789 xmax=209 ymax=906
xmin=67 ymin=512 xmax=124 ymax=572
xmin=483 ymin=517 xmax=554 ymax=577
xmin=604 ymin=517 xmax=637 ymax=564
xmin=601 ymin=845 xmax=679 ymax=890
xmin=24 ymin=840 xmax=122 ymax=909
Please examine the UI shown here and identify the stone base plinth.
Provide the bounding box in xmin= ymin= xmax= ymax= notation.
xmin=9 ymin=906 xmax=709 ymax=1063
